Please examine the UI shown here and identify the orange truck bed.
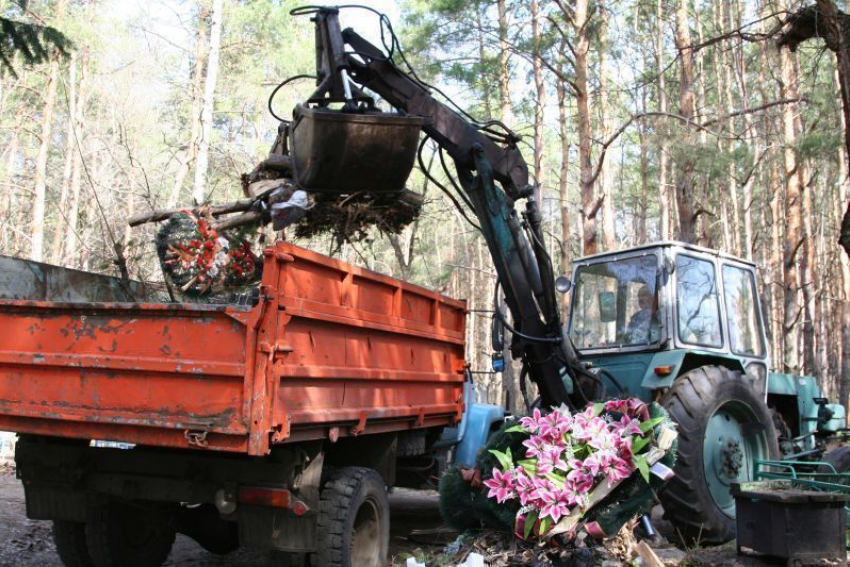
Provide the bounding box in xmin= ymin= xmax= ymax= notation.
xmin=0 ymin=242 xmax=466 ymax=456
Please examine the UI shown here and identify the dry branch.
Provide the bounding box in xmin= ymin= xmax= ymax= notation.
xmin=128 ymin=199 xmax=257 ymax=227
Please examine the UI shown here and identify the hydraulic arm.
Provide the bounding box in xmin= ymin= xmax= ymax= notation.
xmin=291 ymin=6 xmax=583 ymax=408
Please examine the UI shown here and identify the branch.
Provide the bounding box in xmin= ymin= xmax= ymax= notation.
xmin=687 ymin=12 xmax=785 ymax=52
xmin=700 ymin=97 xmax=804 ymax=128
xmin=587 ymin=99 xmax=803 ymax=186
xmin=585 ymin=194 xmax=605 ymax=220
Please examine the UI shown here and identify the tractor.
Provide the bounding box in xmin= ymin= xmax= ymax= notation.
xmin=563 ymin=240 xmax=847 ymax=543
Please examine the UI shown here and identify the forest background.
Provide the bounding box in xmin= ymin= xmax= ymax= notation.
xmin=1 ymin=0 xmax=848 ymax=413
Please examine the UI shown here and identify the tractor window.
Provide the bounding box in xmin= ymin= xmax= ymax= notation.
xmin=722 ymin=265 xmax=765 ymax=357
xmin=569 ymin=255 xmax=659 ymax=350
xmin=675 ymin=255 xmax=723 ymax=348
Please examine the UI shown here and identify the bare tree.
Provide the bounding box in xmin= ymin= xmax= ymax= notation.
xmin=192 ymin=0 xmax=223 ymax=205
xmin=168 ymin=4 xmax=209 ymax=208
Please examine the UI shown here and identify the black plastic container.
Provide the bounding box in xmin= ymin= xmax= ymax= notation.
xmin=732 ymin=480 xmax=849 ymax=564
xmin=289 ymin=104 xmax=428 ymax=194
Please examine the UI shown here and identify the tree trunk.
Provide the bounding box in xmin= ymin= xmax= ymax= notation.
xmin=769 ymin=161 xmax=785 ymax=365
xmin=63 ymin=52 xmax=89 ymax=265
xmin=598 ymin=1 xmax=616 ymax=252
xmin=656 ymin=0 xmax=670 ymax=240
xmin=50 ymin=52 xmax=76 ymax=264
xmin=836 ymin=78 xmax=850 ymax=405
xmin=497 ymin=1 xmax=517 ymax=411
xmin=497 ymin=0 xmax=513 ymax=128
xmin=474 ymin=3 xmax=492 ymax=118
xmin=192 ymin=0 xmax=223 ymax=205
xmin=169 ymin=5 xmax=209 ymax=207
xmin=572 ymin=0 xmax=597 ymax=255
xmin=734 ymin=0 xmax=755 ymax=258
xmin=557 ymin=73 xmax=571 ymax=319
xmin=674 ymin=0 xmax=698 ymax=244
xmin=779 ymin=36 xmax=804 ymax=374
xmin=800 ymin=161 xmax=818 ymax=376
xmin=1 ymin=106 xmax=23 ymax=252
xmin=31 ymin=50 xmax=62 ymax=262
xmin=716 ymin=0 xmax=743 ymax=255
xmin=531 ymin=0 xmax=545 ymax=201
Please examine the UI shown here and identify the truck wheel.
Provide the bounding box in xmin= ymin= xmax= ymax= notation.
xmin=53 ymin=521 xmax=93 ymax=567
xmin=660 ymin=365 xmax=779 ymax=545
xmin=85 ymin=499 xmax=176 ymax=567
xmin=312 ymin=467 xmax=389 ymax=567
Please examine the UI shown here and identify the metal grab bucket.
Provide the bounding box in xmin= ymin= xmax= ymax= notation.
xmin=289 ymin=104 xmax=428 ymax=193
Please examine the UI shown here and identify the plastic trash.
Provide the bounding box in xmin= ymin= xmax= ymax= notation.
xmin=458 ymin=552 xmax=485 ymax=567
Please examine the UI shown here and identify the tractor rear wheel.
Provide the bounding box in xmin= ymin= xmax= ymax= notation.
xmin=660 ymin=365 xmax=778 ymax=545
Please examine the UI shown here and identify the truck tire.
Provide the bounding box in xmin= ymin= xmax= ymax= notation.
xmin=85 ymin=499 xmax=176 ymax=567
xmin=312 ymin=467 xmax=389 ymax=567
xmin=660 ymin=365 xmax=779 ymax=545
xmin=53 ymin=521 xmax=93 ymax=567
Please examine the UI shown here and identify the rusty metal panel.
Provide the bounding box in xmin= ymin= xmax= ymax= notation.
xmin=0 ymin=243 xmax=467 ymax=456
xmin=270 ymin=243 xmax=467 ymax=444
xmin=0 ymin=302 xmax=252 ymax=452
xmin=0 ymin=255 xmax=160 ymax=302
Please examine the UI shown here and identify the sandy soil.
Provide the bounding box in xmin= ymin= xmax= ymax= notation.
xmin=0 ymin=469 xmax=444 ymax=567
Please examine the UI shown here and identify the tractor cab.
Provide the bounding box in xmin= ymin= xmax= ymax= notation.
xmin=564 ymin=242 xmax=845 ymax=543
xmin=567 ymin=241 xmax=769 ymax=399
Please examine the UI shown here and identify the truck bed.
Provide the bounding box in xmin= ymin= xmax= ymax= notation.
xmin=0 ymin=243 xmax=466 ymax=456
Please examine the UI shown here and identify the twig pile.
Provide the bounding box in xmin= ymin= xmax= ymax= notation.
xmin=295 ymin=189 xmax=425 ymax=242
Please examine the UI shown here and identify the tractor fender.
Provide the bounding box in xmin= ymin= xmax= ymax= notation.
xmin=640 ymin=350 xmax=745 ymax=390
xmin=453 ymin=403 xmax=505 ymax=467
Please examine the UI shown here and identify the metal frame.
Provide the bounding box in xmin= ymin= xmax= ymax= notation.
xmin=754 ymin=458 xmax=850 ymax=525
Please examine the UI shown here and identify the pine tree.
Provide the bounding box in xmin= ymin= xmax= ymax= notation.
xmin=0 ymin=0 xmax=71 ymax=76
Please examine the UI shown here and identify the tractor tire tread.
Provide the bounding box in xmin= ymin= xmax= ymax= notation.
xmin=660 ymin=365 xmax=779 ymax=545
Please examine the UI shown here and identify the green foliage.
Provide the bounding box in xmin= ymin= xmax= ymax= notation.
xmin=439 ymin=420 xmax=525 ymax=532
xmin=0 ymin=1 xmax=71 ymax=76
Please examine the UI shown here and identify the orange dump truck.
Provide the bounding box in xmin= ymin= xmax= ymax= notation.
xmin=1 ymin=243 xmax=505 ymax=567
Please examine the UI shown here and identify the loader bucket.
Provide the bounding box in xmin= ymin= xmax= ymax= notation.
xmin=289 ymin=104 xmax=428 ymax=193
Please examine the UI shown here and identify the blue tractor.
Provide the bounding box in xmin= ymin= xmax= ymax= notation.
xmin=564 ymin=241 xmax=846 ymax=543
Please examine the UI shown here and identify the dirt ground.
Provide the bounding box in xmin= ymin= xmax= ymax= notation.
xmin=0 ymin=467 xmax=444 ymax=567
xmin=0 ymin=466 xmax=836 ymax=567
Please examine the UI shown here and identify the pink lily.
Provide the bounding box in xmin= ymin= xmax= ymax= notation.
xmin=514 ymin=468 xmax=537 ymax=506
xmin=539 ymin=410 xmax=573 ymax=441
xmin=519 ymin=408 xmax=543 ymax=434
xmin=567 ymin=468 xmax=594 ymax=493
xmin=617 ymin=415 xmax=644 ymax=437
xmin=483 ymin=467 xmax=515 ymax=503
xmin=538 ymin=487 xmax=573 ymax=523
xmin=522 ymin=434 xmax=550 ymax=459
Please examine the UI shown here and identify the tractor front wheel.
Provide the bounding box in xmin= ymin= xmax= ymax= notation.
xmin=660 ymin=365 xmax=778 ymax=545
